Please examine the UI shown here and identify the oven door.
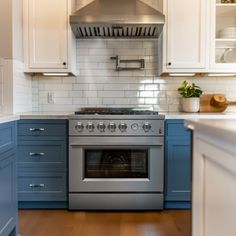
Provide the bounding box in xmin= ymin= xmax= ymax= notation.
xmin=69 ymin=137 xmax=163 ymax=193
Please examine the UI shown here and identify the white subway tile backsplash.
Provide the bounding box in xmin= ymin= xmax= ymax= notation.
xmin=114 ymin=98 xmax=130 ymax=105
xmin=103 ymin=84 xmax=129 ymax=91
xmin=83 ymin=91 xmax=98 ymax=97
xmin=129 ymin=98 xmax=145 ymax=105
xmin=98 ymin=91 xmax=125 ymax=98
xmin=53 ymin=91 xmax=69 ymax=98
xmin=102 ymin=98 xmax=115 ymax=105
xmin=139 ymin=91 xmax=154 ymax=98
xmin=88 ymin=98 xmax=103 ymax=105
xmin=72 ymin=98 xmax=87 ymax=105
xmin=125 ymin=91 xmax=139 ymax=98
xmin=89 ymin=84 xmax=103 ymax=90
xmin=73 ymin=84 xmax=89 ymax=91
xmin=69 ymin=91 xmax=83 ymax=98
xmin=145 ymin=84 xmax=159 ymax=90
xmin=31 ymin=38 xmax=236 ymax=112
xmin=145 ymin=98 xmax=158 ymax=105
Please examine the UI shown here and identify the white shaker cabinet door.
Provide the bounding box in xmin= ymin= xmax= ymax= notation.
xmin=192 ymin=136 xmax=236 ymax=236
xmin=163 ymin=0 xmax=208 ymax=71
xmin=25 ymin=0 xmax=68 ymax=69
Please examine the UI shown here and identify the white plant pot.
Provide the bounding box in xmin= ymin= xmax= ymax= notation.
xmin=182 ymin=97 xmax=200 ymax=113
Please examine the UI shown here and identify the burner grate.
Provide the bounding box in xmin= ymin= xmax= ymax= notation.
xmin=74 ymin=107 xmax=158 ymax=115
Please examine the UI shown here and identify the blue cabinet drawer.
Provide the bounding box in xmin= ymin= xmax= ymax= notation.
xmin=18 ymin=120 xmax=67 ymax=137
xmin=0 ymin=121 xmax=16 ymax=155
xmin=18 ymin=140 xmax=66 ymax=169
xmin=18 ymin=171 xmax=67 ymax=201
xmin=166 ymin=120 xmax=190 ymax=137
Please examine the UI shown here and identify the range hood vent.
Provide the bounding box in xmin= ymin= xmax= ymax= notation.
xmin=70 ymin=0 xmax=165 ymax=38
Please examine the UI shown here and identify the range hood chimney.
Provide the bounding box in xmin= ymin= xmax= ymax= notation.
xmin=70 ymin=0 xmax=165 ymax=38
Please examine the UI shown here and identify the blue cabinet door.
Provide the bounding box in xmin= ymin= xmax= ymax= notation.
xmin=165 ymin=139 xmax=191 ymax=201
xmin=0 ymin=122 xmax=16 ymax=155
xmin=165 ymin=120 xmax=191 ymax=209
xmin=0 ymin=151 xmax=17 ymax=236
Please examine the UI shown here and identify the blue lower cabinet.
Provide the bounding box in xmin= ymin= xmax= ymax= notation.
xmin=0 ymin=122 xmax=17 ymax=236
xmin=0 ymin=122 xmax=16 ymax=156
xmin=18 ymin=120 xmax=67 ymax=138
xmin=17 ymin=120 xmax=68 ymax=209
xmin=165 ymin=120 xmax=191 ymax=209
xmin=17 ymin=140 xmax=67 ymax=170
xmin=18 ymin=171 xmax=67 ymax=201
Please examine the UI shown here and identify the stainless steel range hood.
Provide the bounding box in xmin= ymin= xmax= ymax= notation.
xmin=70 ymin=0 xmax=165 ymax=38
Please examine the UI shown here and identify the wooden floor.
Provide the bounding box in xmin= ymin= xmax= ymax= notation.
xmin=19 ymin=210 xmax=191 ymax=236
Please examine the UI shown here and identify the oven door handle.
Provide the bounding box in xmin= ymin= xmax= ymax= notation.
xmin=69 ymin=143 xmax=163 ymax=147
xmin=69 ymin=136 xmax=164 ymax=146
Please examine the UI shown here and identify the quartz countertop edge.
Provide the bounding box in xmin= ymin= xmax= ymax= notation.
xmin=0 ymin=114 xmax=20 ymax=124
xmin=185 ymin=119 xmax=236 ymax=150
xmin=19 ymin=112 xmax=70 ymax=119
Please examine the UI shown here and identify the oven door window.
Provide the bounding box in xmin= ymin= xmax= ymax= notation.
xmin=84 ymin=149 xmax=148 ymax=178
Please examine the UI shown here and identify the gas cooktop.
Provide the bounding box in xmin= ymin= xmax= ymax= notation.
xmin=74 ymin=107 xmax=158 ymax=115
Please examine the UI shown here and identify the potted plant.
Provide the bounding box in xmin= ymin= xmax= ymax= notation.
xmin=177 ymin=81 xmax=203 ymax=112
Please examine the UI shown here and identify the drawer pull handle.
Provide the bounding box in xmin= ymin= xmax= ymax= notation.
xmin=29 ymin=128 xmax=45 ymax=132
xmin=29 ymin=184 xmax=45 ymax=188
xmin=29 ymin=152 xmax=45 ymax=156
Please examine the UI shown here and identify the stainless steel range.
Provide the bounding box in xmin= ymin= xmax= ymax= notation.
xmin=68 ymin=108 xmax=165 ymax=210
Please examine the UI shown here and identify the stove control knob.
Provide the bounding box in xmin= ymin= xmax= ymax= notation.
xmin=131 ymin=123 xmax=139 ymax=131
xmin=86 ymin=122 xmax=95 ymax=132
xmin=97 ymin=122 xmax=106 ymax=132
xmin=119 ymin=122 xmax=127 ymax=132
xmin=143 ymin=122 xmax=151 ymax=132
xmin=108 ymin=122 xmax=116 ymax=132
xmin=75 ymin=122 xmax=84 ymax=132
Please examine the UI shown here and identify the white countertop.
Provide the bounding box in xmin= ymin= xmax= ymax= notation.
xmin=1 ymin=111 xmax=236 ymax=123
xmin=19 ymin=111 xmax=236 ymax=119
xmin=0 ymin=114 xmax=20 ymax=124
xmin=185 ymin=118 xmax=236 ymax=147
xmin=19 ymin=112 xmax=71 ymax=119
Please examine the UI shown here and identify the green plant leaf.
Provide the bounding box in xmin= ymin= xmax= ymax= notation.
xmin=177 ymin=80 xmax=203 ymax=98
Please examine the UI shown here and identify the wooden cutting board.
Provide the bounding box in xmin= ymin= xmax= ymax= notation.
xmin=200 ymin=94 xmax=228 ymax=112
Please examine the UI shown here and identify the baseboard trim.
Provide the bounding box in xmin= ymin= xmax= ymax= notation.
xmin=18 ymin=201 xmax=67 ymax=209
xmin=164 ymin=201 xmax=191 ymax=209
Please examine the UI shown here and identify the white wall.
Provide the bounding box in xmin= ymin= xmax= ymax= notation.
xmin=74 ymin=0 xmax=163 ymax=12
xmin=12 ymin=0 xmax=23 ymax=61
xmin=0 ymin=0 xmax=13 ymax=59
xmin=0 ymin=0 xmax=32 ymax=114
xmin=32 ymin=38 xmax=236 ymax=113
xmin=13 ymin=60 xmax=32 ymax=113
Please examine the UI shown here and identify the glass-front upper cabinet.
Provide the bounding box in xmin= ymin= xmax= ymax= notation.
xmin=210 ymin=0 xmax=236 ymax=71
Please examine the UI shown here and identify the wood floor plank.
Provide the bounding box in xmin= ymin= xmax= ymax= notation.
xmin=19 ymin=210 xmax=191 ymax=236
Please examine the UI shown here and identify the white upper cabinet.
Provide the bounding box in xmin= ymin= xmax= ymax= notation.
xmin=23 ymin=0 xmax=76 ymax=75
xmin=209 ymin=0 xmax=236 ymax=72
xmin=162 ymin=0 xmax=208 ymax=73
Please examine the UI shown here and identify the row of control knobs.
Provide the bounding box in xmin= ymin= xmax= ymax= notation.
xmin=75 ymin=121 xmax=152 ymax=133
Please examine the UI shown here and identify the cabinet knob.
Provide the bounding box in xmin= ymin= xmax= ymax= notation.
xmin=168 ymin=62 xmax=172 ymax=66
xmin=63 ymin=62 xmax=67 ymax=66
